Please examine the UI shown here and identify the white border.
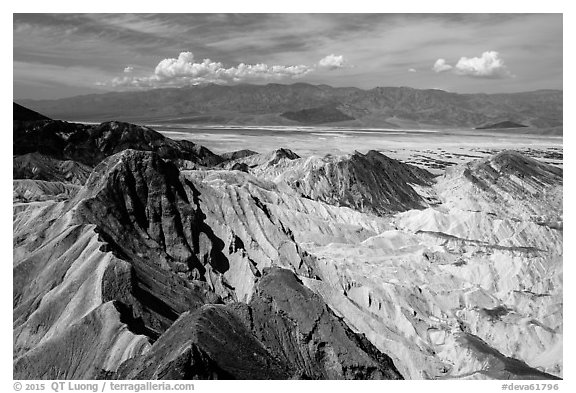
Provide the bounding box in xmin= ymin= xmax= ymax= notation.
xmin=3 ymin=2 xmax=572 ymax=392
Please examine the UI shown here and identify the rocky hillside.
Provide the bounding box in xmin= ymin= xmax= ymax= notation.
xmin=13 ymin=104 xmax=563 ymax=380
xmin=13 ymin=148 xmax=402 ymax=380
xmin=14 ymin=119 xmax=223 ymax=167
xmin=224 ymin=149 xmax=437 ymax=215
xmin=18 ymin=84 xmax=562 ymax=129
xmin=113 ymin=268 xmax=401 ymax=380
xmin=13 ymin=153 xmax=92 ymax=185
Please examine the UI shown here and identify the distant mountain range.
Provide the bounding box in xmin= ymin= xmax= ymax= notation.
xmin=475 ymin=121 xmax=528 ymax=129
xmin=18 ymin=83 xmax=562 ymax=130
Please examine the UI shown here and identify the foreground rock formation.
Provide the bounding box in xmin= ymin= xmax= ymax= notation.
xmin=13 ymin=118 xmax=223 ymax=167
xmin=13 ymin=107 xmax=562 ymax=380
xmin=113 ymin=268 xmax=401 ymax=380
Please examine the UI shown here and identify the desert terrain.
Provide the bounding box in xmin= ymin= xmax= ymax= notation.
xmin=13 ymin=12 xmax=564 ymax=383
xmin=13 ymin=101 xmax=562 ymax=380
xmin=154 ymin=124 xmax=563 ymax=173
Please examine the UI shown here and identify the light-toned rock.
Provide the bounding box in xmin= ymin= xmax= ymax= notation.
xmin=13 ymin=146 xmax=562 ymax=380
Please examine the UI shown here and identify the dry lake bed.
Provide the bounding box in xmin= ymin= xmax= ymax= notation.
xmin=154 ymin=124 xmax=563 ymax=174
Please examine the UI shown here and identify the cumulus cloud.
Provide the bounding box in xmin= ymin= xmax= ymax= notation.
xmin=432 ymin=58 xmax=453 ymax=73
xmin=109 ymin=51 xmax=313 ymax=88
xmin=453 ymin=51 xmax=512 ymax=78
xmin=123 ymin=66 xmax=134 ymax=73
xmin=433 ymin=51 xmax=513 ymax=78
xmin=318 ymin=54 xmax=345 ymax=70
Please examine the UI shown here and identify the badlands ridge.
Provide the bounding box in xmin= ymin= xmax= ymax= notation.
xmin=13 ymin=104 xmax=562 ymax=380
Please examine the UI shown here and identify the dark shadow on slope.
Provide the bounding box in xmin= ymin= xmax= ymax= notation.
xmin=457 ymin=333 xmax=561 ymax=380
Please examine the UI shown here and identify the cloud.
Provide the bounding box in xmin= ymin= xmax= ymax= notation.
xmin=432 ymin=51 xmax=513 ymax=78
xmin=123 ymin=66 xmax=134 ymax=73
xmin=318 ymin=54 xmax=345 ymax=70
xmin=453 ymin=51 xmax=512 ymax=78
xmin=432 ymin=58 xmax=453 ymax=73
xmin=408 ymin=68 xmax=417 ymax=73
xmin=109 ymin=51 xmax=313 ymax=88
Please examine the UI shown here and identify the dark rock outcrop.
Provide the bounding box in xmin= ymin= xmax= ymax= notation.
xmin=75 ymin=150 xmax=227 ymax=333
xmin=114 ymin=304 xmax=292 ymax=379
xmin=13 ymin=149 xmax=229 ymax=380
xmin=221 ymin=148 xmax=300 ymax=170
xmin=280 ymin=150 xmax=436 ymax=215
xmin=220 ymin=149 xmax=259 ymax=162
xmin=245 ymin=268 xmax=403 ymax=379
xmin=487 ymin=150 xmax=562 ymax=183
xmin=230 ymin=162 xmax=250 ymax=173
xmin=13 ymin=118 xmax=223 ymax=167
xmin=14 ymin=102 xmax=50 ymax=121
xmin=112 ymin=268 xmax=403 ymax=380
xmin=455 ymin=333 xmax=561 ymax=380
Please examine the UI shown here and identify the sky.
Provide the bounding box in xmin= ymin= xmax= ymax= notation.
xmin=13 ymin=13 xmax=563 ymax=100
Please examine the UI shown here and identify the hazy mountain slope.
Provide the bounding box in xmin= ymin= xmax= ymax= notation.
xmin=18 ymin=83 xmax=341 ymax=121
xmin=476 ymin=121 xmax=527 ymax=129
xmin=341 ymin=87 xmax=562 ymax=129
xmin=280 ymin=104 xmax=355 ymax=124
xmin=18 ymin=84 xmax=562 ymax=128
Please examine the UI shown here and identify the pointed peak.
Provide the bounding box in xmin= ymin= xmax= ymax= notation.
xmin=273 ymin=148 xmax=300 ymax=160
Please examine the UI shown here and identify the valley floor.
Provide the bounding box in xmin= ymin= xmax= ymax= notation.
xmin=154 ymin=125 xmax=563 ymax=174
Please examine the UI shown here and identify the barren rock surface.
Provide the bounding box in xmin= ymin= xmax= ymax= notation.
xmin=13 ymin=114 xmax=562 ymax=380
xmin=113 ymin=268 xmax=401 ymax=380
xmin=225 ymin=149 xmax=436 ymax=215
xmin=14 ymin=153 xmax=92 ymax=185
xmin=13 ymin=119 xmax=223 ymax=167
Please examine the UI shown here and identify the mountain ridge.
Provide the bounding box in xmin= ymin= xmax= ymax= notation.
xmin=13 ymin=119 xmax=223 ymax=167
xmin=17 ymin=83 xmax=562 ymax=129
